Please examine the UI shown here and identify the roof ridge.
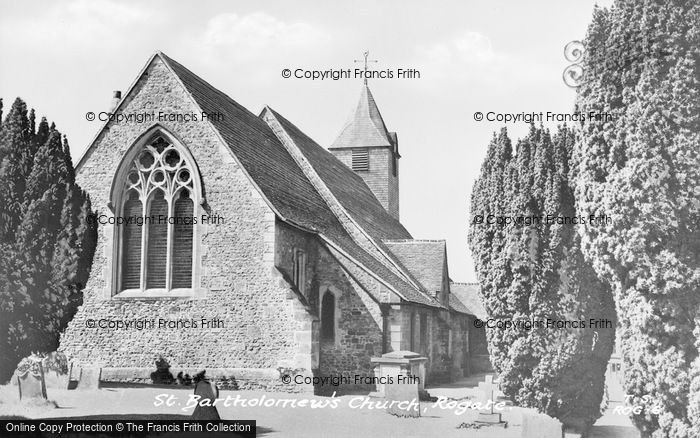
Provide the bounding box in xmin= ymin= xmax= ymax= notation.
xmin=383 ymin=239 xmax=446 ymax=243
xmin=359 ymin=85 xmax=391 ymax=141
xmin=159 ymin=53 xmax=263 ymax=123
xmin=76 ymin=52 xmax=160 ymax=170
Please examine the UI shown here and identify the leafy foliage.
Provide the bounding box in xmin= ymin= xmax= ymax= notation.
xmin=0 ymin=97 xmax=97 ymax=383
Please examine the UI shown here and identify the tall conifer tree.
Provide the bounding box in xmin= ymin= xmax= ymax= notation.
xmin=469 ymin=125 xmax=615 ymax=430
xmin=574 ymin=1 xmax=700 ymax=436
xmin=0 ymin=98 xmax=96 ymax=382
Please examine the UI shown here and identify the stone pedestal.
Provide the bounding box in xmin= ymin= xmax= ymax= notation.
xmin=385 ymin=379 xmax=420 ymax=417
xmin=370 ymin=351 xmax=427 ymax=398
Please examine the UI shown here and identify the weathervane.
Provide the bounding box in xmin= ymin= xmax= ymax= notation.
xmin=354 ymin=50 xmax=378 ymax=85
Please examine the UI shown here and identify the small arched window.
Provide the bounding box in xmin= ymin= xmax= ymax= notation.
xmin=116 ymin=134 xmax=198 ymax=293
xmin=321 ymin=292 xmax=336 ymax=342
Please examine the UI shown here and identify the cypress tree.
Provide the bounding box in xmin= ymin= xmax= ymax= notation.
xmin=28 ymin=109 xmax=35 ymax=137
xmin=574 ymin=1 xmax=700 ymax=436
xmin=32 ymin=117 xmax=50 ymax=167
xmin=469 ymin=128 xmax=516 ymax=373
xmin=0 ymin=98 xmax=31 ymax=241
xmin=469 ymin=124 xmax=615 ymax=431
xmin=0 ymin=99 xmax=33 ymax=379
xmin=0 ymin=99 xmax=96 ymax=382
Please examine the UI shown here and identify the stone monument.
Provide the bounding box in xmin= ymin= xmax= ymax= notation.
xmin=475 ymin=375 xmax=505 ymax=426
xmin=370 ymin=351 xmax=428 ymax=399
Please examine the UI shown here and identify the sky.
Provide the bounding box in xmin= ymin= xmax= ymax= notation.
xmin=0 ymin=0 xmax=613 ymax=282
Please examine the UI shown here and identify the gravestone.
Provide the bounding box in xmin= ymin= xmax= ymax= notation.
xmin=16 ymin=360 xmax=47 ymax=400
xmin=192 ymin=373 xmax=221 ymax=420
xmin=42 ymin=352 xmax=69 ymax=389
xmin=75 ymin=367 xmax=102 ymax=390
xmin=384 ymin=372 xmax=420 ymax=418
xmin=475 ymin=375 xmax=504 ymax=425
xmin=521 ymin=411 xmax=564 ymax=438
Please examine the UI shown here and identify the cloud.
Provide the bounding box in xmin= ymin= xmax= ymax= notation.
xmin=200 ymin=12 xmax=329 ymax=59
xmin=0 ymin=0 xmax=153 ymax=50
xmin=413 ymin=30 xmax=547 ymax=87
xmin=417 ymin=31 xmax=503 ymax=67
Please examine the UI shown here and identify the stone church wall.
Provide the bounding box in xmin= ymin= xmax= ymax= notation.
xmin=449 ymin=314 xmax=470 ymax=379
xmin=318 ymin=249 xmax=383 ymax=389
xmin=274 ymin=221 xmax=386 ymax=393
xmin=427 ymin=311 xmax=452 ymax=382
xmin=316 ymin=246 xmax=384 ymax=392
xmin=59 ymin=57 xmax=314 ymax=391
xmin=274 ymin=220 xmax=388 ymax=393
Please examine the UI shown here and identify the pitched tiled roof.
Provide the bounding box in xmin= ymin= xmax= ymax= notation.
xmin=161 ymin=55 xmax=329 ymax=233
xmin=261 ymin=108 xmax=437 ymax=307
xmin=383 ymin=240 xmax=446 ymax=294
xmin=158 ymin=53 xmax=440 ymax=308
xmin=450 ymin=282 xmax=487 ymax=319
xmin=448 ymin=294 xmax=471 ymax=315
xmin=330 ymin=85 xmax=393 ymax=149
xmin=265 ymin=107 xmax=411 ymax=242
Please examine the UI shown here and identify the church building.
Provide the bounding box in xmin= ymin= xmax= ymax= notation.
xmin=59 ymin=52 xmax=488 ymax=392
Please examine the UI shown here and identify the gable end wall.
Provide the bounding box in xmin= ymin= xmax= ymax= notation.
xmin=60 ymin=57 xmax=314 ymax=391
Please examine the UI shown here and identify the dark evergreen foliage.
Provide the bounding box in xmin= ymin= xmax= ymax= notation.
xmin=469 ymin=125 xmax=615 ymax=430
xmin=574 ymin=1 xmax=700 ymax=436
xmin=0 ymin=97 xmax=96 ymax=383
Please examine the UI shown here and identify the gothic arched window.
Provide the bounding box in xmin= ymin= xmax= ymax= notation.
xmin=116 ymin=134 xmax=199 ymax=293
xmin=321 ymin=292 xmax=336 ymax=342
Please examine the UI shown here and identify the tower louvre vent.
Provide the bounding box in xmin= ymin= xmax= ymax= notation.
xmin=351 ymin=149 xmax=370 ymax=171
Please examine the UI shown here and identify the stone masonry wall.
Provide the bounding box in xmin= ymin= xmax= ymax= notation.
xmin=274 ymin=221 xmax=386 ymax=393
xmin=59 ymin=56 xmax=313 ymax=391
xmin=450 ymin=314 xmax=470 ymax=378
xmin=317 ymin=245 xmax=384 ymax=389
xmin=274 ymin=220 xmax=319 ymax=309
xmin=428 ymin=310 xmax=453 ymax=383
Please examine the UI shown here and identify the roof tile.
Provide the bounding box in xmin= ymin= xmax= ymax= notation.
xmin=450 ymin=282 xmax=487 ymax=319
xmin=383 ymin=240 xmax=446 ymax=294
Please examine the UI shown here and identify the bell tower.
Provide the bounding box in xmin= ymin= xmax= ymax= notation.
xmin=329 ymin=77 xmax=400 ymax=220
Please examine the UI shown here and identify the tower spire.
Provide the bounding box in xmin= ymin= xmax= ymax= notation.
xmin=329 ymin=74 xmax=400 ymax=220
xmin=354 ymin=50 xmax=378 ymax=85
